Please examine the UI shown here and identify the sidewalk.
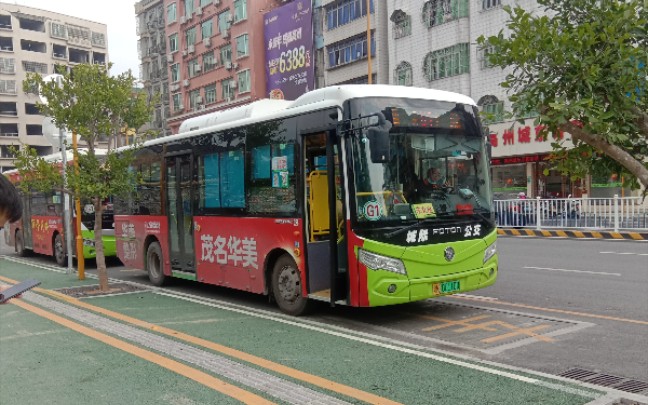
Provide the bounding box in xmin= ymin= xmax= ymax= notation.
xmin=497 ymin=227 xmax=648 ymax=240
xmin=1 ymin=256 xmax=640 ymax=405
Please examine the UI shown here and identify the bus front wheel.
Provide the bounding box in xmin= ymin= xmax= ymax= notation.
xmin=53 ymin=233 xmax=66 ymax=267
xmin=272 ymin=255 xmax=311 ymax=316
xmin=146 ymin=242 xmax=167 ymax=286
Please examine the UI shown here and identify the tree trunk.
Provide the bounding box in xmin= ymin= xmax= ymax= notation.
xmin=560 ymin=121 xmax=648 ymax=190
xmin=94 ymin=198 xmax=109 ymax=291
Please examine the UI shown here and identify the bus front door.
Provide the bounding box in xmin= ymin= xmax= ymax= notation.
xmin=304 ymin=131 xmax=346 ymax=304
xmin=165 ymin=154 xmax=195 ymax=273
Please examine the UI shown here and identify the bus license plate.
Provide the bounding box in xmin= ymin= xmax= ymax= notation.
xmin=434 ymin=280 xmax=460 ymax=295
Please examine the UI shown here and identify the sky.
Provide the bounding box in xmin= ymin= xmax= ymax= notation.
xmin=9 ymin=0 xmax=140 ymax=76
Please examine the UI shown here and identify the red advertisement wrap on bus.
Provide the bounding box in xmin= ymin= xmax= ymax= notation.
xmin=193 ymin=217 xmax=305 ymax=294
xmin=346 ymin=222 xmax=367 ymax=307
xmin=116 ymin=216 xmax=307 ymax=296
xmin=29 ymin=215 xmax=63 ymax=256
xmin=115 ymin=216 xmax=169 ymax=270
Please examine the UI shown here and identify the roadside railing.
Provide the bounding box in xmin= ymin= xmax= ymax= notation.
xmin=494 ymin=196 xmax=648 ymax=231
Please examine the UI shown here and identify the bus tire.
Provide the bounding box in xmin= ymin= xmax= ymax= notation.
xmin=15 ymin=230 xmax=28 ymax=257
xmin=53 ymin=233 xmax=66 ymax=267
xmin=146 ymin=242 xmax=167 ymax=286
xmin=271 ymin=255 xmax=311 ymax=316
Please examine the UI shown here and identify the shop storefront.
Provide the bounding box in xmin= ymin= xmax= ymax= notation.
xmin=488 ymin=118 xmax=634 ymax=200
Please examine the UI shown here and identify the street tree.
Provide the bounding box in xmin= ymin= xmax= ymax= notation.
xmin=477 ymin=0 xmax=648 ymax=191
xmin=18 ymin=63 xmax=154 ymax=290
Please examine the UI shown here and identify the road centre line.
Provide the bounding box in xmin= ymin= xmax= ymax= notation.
xmin=8 ymin=299 xmax=273 ymax=405
xmin=599 ymin=251 xmax=648 ymax=256
xmin=522 ymin=266 xmax=621 ymax=276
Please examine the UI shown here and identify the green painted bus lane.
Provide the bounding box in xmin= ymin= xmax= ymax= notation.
xmin=84 ymin=292 xmax=603 ymax=405
xmin=0 ymin=299 xmax=246 ymax=405
xmin=0 ymin=258 xmax=606 ymax=405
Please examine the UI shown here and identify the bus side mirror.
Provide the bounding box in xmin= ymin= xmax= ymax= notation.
xmin=367 ymin=127 xmax=390 ymax=163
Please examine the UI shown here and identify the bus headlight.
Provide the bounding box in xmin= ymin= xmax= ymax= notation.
xmin=359 ymin=249 xmax=406 ymax=275
xmin=483 ymin=241 xmax=497 ymax=263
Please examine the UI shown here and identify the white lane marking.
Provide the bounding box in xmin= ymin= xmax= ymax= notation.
xmin=523 ymin=266 xmax=621 ymax=277
xmin=599 ymin=251 xmax=648 ymax=256
xmin=1 ymin=256 xmax=601 ymax=399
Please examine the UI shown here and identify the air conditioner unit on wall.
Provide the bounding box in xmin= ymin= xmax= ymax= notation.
xmin=230 ymin=81 xmax=237 ymax=89
xmin=203 ymin=37 xmax=211 ymax=47
xmin=195 ymin=64 xmax=201 ymax=72
xmin=225 ymin=61 xmax=232 ymax=70
xmin=182 ymin=49 xmax=188 ymax=57
xmin=196 ymin=7 xmax=202 ymax=16
xmin=232 ymin=62 xmax=238 ymax=70
xmin=213 ymin=0 xmax=220 ymax=6
xmin=188 ymin=44 xmax=195 ymax=54
xmin=222 ymin=29 xmax=229 ymax=39
xmin=183 ymin=79 xmax=190 ymax=87
xmin=196 ymin=95 xmax=203 ymax=103
xmin=178 ymin=103 xmax=184 ymax=110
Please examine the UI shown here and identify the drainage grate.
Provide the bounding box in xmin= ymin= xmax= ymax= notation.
xmin=558 ymin=368 xmax=648 ymax=395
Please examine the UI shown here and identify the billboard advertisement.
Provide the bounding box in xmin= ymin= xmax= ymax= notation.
xmin=264 ymin=0 xmax=314 ymax=100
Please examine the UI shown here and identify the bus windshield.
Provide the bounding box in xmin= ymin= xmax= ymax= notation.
xmin=349 ymin=97 xmax=493 ymax=227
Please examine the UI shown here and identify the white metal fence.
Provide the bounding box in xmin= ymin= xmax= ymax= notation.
xmin=494 ymin=196 xmax=648 ymax=231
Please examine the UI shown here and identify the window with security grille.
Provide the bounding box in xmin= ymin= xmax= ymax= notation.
xmin=218 ymin=10 xmax=231 ymax=33
xmin=220 ymin=44 xmax=232 ymax=65
xmin=393 ymin=13 xmax=411 ymax=39
xmin=201 ymin=20 xmax=212 ymax=40
xmin=172 ymin=93 xmax=182 ymax=110
xmin=186 ymin=26 xmax=196 ymax=45
xmin=234 ymin=0 xmax=247 ymax=23
xmin=0 ymin=57 xmax=14 ymax=74
xmin=22 ymin=61 xmax=48 ymax=74
xmin=184 ymin=0 xmax=194 ymax=17
xmin=169 ymin=33 xmax=178 ymax=52
xmin=50 ymin=22 xmax=67 ymax=39
xmin=235 ymin=34 xmax=248 ymax=58
xmin=326 ymin=0 xmax=373 ymax=31
xmin=423 ymin=43 xmax=469 ymax=81
xmin=167 ymin=3 xmax=177 ymax=22
xmin=205 ymin=83 xmax=216 ymax=104
xmin=189 ymin=89 xmax=201 ymax=109
xmin=326 ymin=34 xmax=375 ymax=69
xmin=237 ymin=69 xmax=250 ymax=93
xmin=222 ymin=79 xmax=235 ymax=100
xmin=479 ymin=45 xmax=496 ymax=69
xmin=0 ymin=80 xmax=17 ymax=94
xmin=170 ymin=63 xmax=180 ymax=82
xmin=203 ymin=51 xmax=217 ymax=71
xmin=422 ymin=0 xmax=468 ymax=28
xmin=393 ymin=62 xmax=412 ymax=86
xmin=91 ymin=32 xmax=106 ymax=47
xmin=481 ymin=98 xmax=504 ymax=123
xmin=188 ymin=58 xmax=199 ymax=77
xmin=483 ymin=0 xmax=501 ymax=10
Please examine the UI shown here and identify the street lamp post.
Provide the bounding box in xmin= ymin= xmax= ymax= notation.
xmin=41 ymin=75 xmax=73 ymax=274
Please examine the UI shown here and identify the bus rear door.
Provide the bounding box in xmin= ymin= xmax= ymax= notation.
xmin=165 ymin=153 xmax=195 ymax=274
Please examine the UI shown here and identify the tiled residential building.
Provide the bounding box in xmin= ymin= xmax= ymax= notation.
xmin=136 ymin=0 xmax=172 ymax=138
xmin=163 ymin=0 xmax=285 ymax=134
xmin=0 ymin=2 xmax=108 ymax=172
xmin=320 ymin=0 xmax=387 ymax=85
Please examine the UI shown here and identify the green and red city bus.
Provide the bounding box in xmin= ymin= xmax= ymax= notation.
xmin=2 ymin=149 xmax=117 ymax=265
xmin=114 ymin=85 xmax=498 ymax=315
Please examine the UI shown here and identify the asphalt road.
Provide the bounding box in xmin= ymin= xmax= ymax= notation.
xmin=2 ymin=234 xmax=647 ymax=398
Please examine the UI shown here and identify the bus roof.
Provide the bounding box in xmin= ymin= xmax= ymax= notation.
xmin=1 ymin=148 xmax=108 ymax=179
xmin=137 ymin=85 xmax=477 ymax=149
